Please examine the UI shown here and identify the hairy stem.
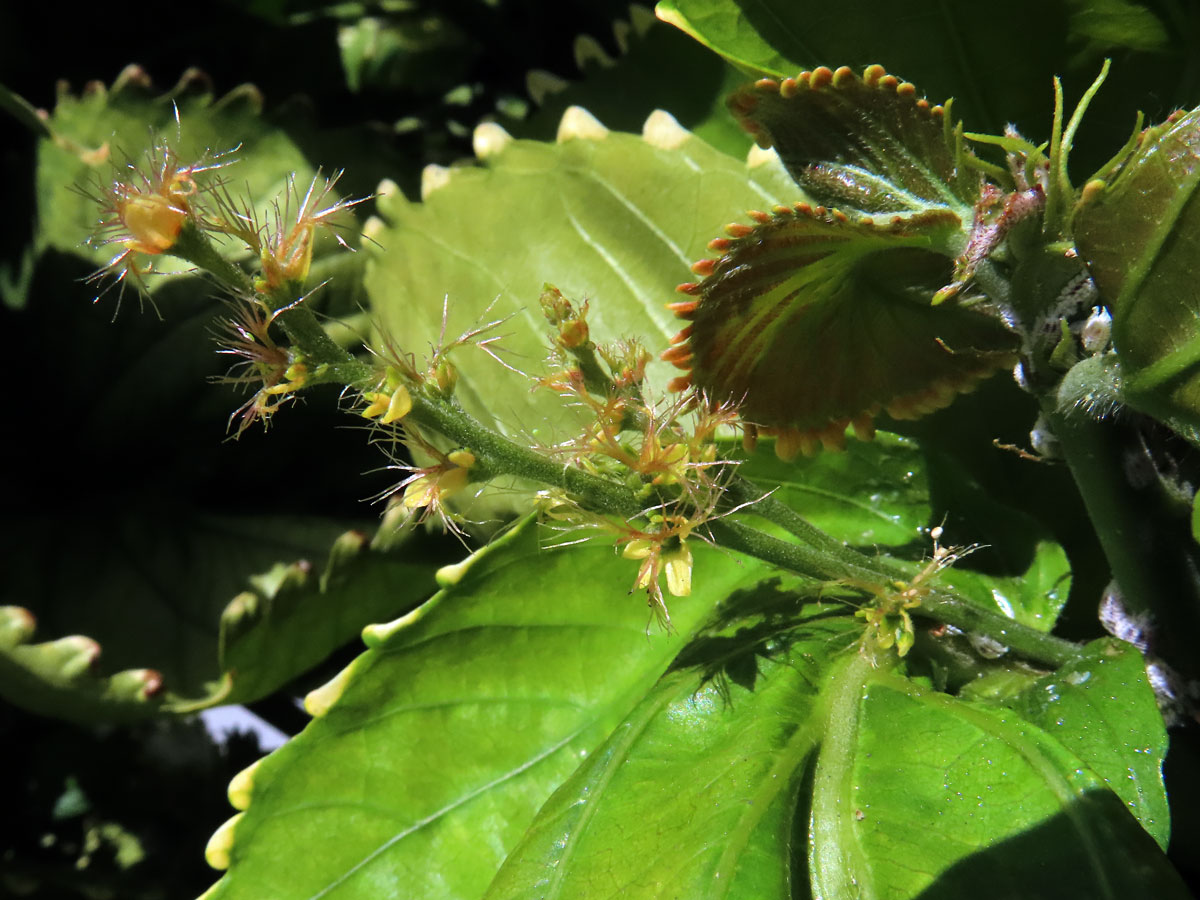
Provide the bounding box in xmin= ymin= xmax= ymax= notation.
xmin=198 ymin=290 xmax=1080 ymax=669
xmin=171 ymin=223 xmax=255 ymax=296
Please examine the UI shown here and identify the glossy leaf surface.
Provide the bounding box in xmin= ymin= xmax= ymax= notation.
xmin=1009 ymin=638 xmax=1170 ymax=848
xmin=365 ymin=108 xmax=795 ymax=444
xmin=737 ymin=429 xmax=931 ymax=547
xmin=834 ymin=665 xmax=1182 ymax=899
xmin=939 ymin=539 xmax=1072 ymax=632
xmin=484 ymin=604 xmax=856 ymax=900
xmin=485 ymin=621 xmax=1183 ymax=900
xmin=200 ymin=520 xmax=771 ymax=900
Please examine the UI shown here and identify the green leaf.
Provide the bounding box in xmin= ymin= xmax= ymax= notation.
xmin=0 ymin=605 xmax=165 ymax=723
xmin=655 ymin=0 xmax=1194 ymax=156
xmin=1074 ymin=106 xmax=1200 ymax=432
xmin=939 ymin=540 xmax=1072 ymax=633
xmin=216 ymin=527 xmax=446 ymax=706
xmin=364 ymin=108 xmax=796 ymax=442
xmin=834 ymin=665 xmax=1186 ymax=899
xmin=674 ymin=203 xmax=1017 ymax=454
xmin=738 ymin=429 xmax=931 ymax=547
xmin=726 ymin=64 xmax=980 ymax=216
xmin=484 ymin=604 xmax=857 ymax=900
xmin=656 ymin=0 xmax=793 ymax=77
xmin=0 ymin=509 xmax=350 ymax=714
xmin=199 ymin=519 xmax=771 ymax=900
xmin=485 ymin=623 xmax=1185 ymax=899
xmin=1008 ymin=638 xmax=1170 ymax=848
xmin=337 ymin=14 xmax=470 ymax=95
xmin=0 ymin=509 xmax=444 ymax=720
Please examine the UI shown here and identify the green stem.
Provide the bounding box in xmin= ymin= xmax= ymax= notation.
xmin=721 ymin=475 xmax=892 ymax=574
xmin=272 ymin=300 xmax=372 ymax=386
xmin=172 ymin=227 xmax=376 ymax=388
xmin=179 ymin=263 xmax=1079 ymax=669
xmin=406 ymin=393 xmax=647 ymax=520
xmin=709 ymin=518 xmax=1076 ymax=666
xmin=705 ymin=518 xmax=867 ymax=583
xmin=171 ymin=223 xmax=255 ymax=295
xmin=415 ymin=390 xmax=1081 ymax=667
xmin=919 ymin=587 xmax=1077 ymax=666
xmin=1045 ymin=402 xmax=1200 ymax=682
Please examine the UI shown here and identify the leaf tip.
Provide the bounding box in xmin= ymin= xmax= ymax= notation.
xmin=54 ymin=635 xmax=102 ymax=678
xmin=473 ymin=122 xmax=514 ymax=160
xmin=556 ymin=106 xmax=609 ymax=143
xmin=362 ymin=214 xmax=387 ymax=245
xmin=574 ymin=34 xmax=617 ymax=70
xmin=420 ymin=164 xmax=453 ymax=201
xmin=222 ymin=590 xmax=260 ymax=626
xmin=227 ymin=759 xmax=263 ymax=812
xmin=0 ymin=605 xmax=37 ymax=649
xmin=205 ymin=812 xmax=243 ymax=871
xmin=642 ymin=109 xmax=690 ymax=150
xmin=303 ymin=662 xmax=355 ymax=718
xmin=116 ymin=667 xmax=164 ymax=700
xmin=374 ymin=177 xmax=404 ymax=220
xmin=362 ymin=606 xmax=422 ymax=648
xmin=525 ymin=69 xmax=570 ymax=106
xmin=746 ymin=143 xmax=780 ymax=169
xmin=329 ymin=529 xmax=369 ymax=570
xmin=631 ymin=3 xmax=657 ymax=36
xmin=1079 ymin=178 xmax=1107 ymax=206
xmin=435 ymin=557 xmax=473 ymax=587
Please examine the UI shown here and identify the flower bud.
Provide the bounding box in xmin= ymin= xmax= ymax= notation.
xmin=121 ymin=192 xmax=186 ymax=253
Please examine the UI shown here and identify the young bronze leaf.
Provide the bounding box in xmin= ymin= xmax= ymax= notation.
xmin=1074 ymin=107 xmax=1200 ymax=431
xmin=728 ymin=64 xmax=981 ymax=216
xmin=669 ymin=203 xmax=1018 ymax=458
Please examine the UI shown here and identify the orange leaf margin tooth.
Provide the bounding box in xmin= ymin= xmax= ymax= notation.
xmin=661 ymin=345 xmax=693 ymax=368
xmin=747 ymin=209 xmax=771 ymax=224
xmin=666 ymin=299 xmax=698 ymax=318
xmin=670 ymin=324 xmax=694 ymax=344
xmin=818 ymin=420 xmax=850 ymax=452
xmin=742 ymin=422 xmax=759 ymax=453
xmin=724 ymin=222 xmax=754 ymax=237
xmin=676 ymin=282 xmax=702 ymax=295
xmin=690 ymin=258 xmax=717 ymax=276
xmin=851 ymin=414 xmax=876 ymax=442
xmin=668 ymin=374 xmax=693 ymax=392
xmin=708 ymin=237 xmax=732 ymax=252
xmin=810 ymin=66 xmax=834 ymax=89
